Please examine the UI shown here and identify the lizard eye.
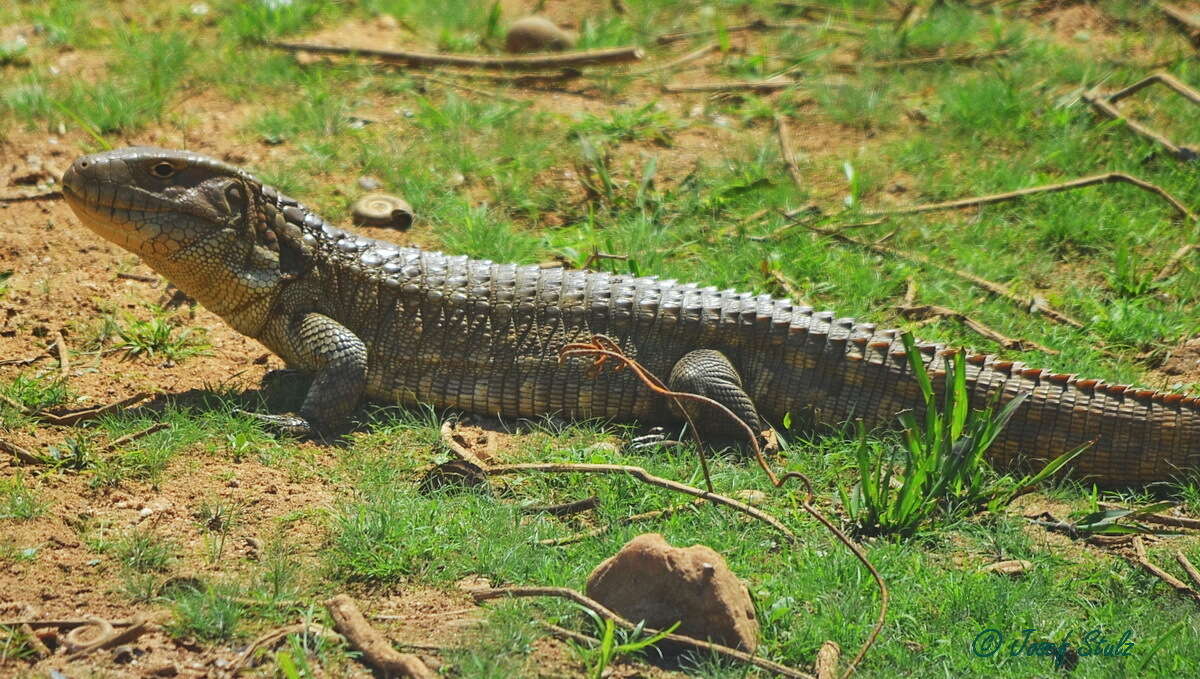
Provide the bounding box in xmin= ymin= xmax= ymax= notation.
xmin=150 ymin=161 xmax=176 ymax=178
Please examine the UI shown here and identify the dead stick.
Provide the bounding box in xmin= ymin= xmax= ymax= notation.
xmin=1154 ymin=243 xmax=1196 ymax=281
xmin=439 ymin=421 xmax=493 ymax=468
xmin=40 ymin=391 xmax=153 ymax=426
xmin=473 ymin=586 xmax=815 ymax=679
xmin=324 ymin=594 xmax=436 ymax=679
xmin=1098 ymin=502 xmax=1200 ymax=529
xmin=811 ymin=226 xmax=1085 ymax=328
xmin=116 ymin=272 xmax=159 ymax=283
xmin=98 ymin=423 xmax=169 ymax=454
xmin=896 ymin=304 xmax=1059 ymax=354
xmin=815 ymin=640 xmax=841 ymax=679
xmin=539 ymin=499 xmax=707 ymax=546
xmin=231 ymin=623 xmax=339 ymax=671
xmin=634 ymin=42 xmax=719 ymax=75
xmin=1176 ymin=551 xmax=1200 ymax=589
xmin=0 ymin=190 xmax=62 ymax=203
xmin=0 ymin=437 xmax=45 ymax=465
xmin=1131 ymin=536 xmax=1200 ymax=606
xmin=520 ymin=495 xmax=600 ymax=517
xmin=1083 ymin=91 xmax=1197 ymax=160
xmin=1156 ymin=2 xmax=1200 ymax=47
xmin=0 ymin=618 xmax=135 ymax=628
xmin=664 ymin=80 xmax=801 ymax=93
xmin=52 ymin=330 xmax=69 ymax=379
xmin=489 ymin=462 xmax=794 ymax=542
xmin=267 ymin=40 xmax=643 ymax=71
xmin=837 ymin=49 xmax=1012 ymax=70
xmin=776 ymin=114 xmax=805 ymax=192
xmin=0 ymin=392 xmax=29 ymax=414
xmin=656 ymin=19 xmax=862 ymax=45
xmin=1107 ymin=71 xmax=1200 ymax=105
xmin=863 ymin=173 xmax=1198 ymax=222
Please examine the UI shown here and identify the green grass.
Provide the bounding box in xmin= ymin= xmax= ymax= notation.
xmin=4 ymin=0 xmax=1200 ymax=676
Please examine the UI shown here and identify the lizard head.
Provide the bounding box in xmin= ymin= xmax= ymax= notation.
xmin=63 ymin=146 xmax=288 ymax=333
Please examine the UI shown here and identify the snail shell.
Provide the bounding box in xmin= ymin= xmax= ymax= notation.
xmin=351 ymin=193 xmax=413 ymax=229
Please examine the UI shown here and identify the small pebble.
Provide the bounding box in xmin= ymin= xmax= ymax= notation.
xmin=357 ymin=176 xmax=382 ymax=191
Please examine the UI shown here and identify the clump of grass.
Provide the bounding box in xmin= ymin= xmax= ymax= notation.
xmin=569 ymin=101 xmax=684 ymax=146
xmin=166 ymin=582 xmax=245 ymax=641
xmin=221 ymin=0 xmax=328 ymax=42
xmin=0 ymin=475 xmax=45 ymax=521
xmin=568 ymin=608 xmax=679 ymax=679
xmin=839 ymin=333 xmax=1088 ymax=537
xmin=1 ymin=373 xmax=73 ymax=413
xmin=101 ymin=526 xmax=177 ymax=573
xmin=0 ymin=625 xmax=39 ymax=662
xmin=105 ymin=312 xmax=209 ymax=362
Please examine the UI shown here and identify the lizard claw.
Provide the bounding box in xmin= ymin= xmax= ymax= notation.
xmin=626 ymin=427 xmax=683 ymax=452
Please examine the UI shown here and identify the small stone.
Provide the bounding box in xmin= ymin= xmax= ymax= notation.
xmin=586 ymin=533 xmax=759 ymax=653
xmin=505 ymin=16 xmax=576 ymax=54
xmin=981 ymin=559 xmax=1032 ymax=576
xmin=148 ymin=662 xmax=179 ymax=677
xmin=357 ymin=175 xmax=383 ymax=191
xmin=112 ymin=644 xmax=135 ymax=663
xmin=375 ymin=13 xmax=399 ymax=30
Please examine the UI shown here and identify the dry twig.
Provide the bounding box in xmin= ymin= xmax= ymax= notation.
xmin=834 ymin=49 xmax=1012 ymax=71
xmin=895 ymin=304 xmax=1059 ymax=354
xmin=809 ymin=225 xmax=1085 ymax=328
xmin=1098 ymin=502 xmax=1200 ymax=529
xmin=325 ymin=594 xmax=436 ymax=678
xmin=1084 ymin=73 xmax=1200 ymax=161
xmin=231 ymin=623 xmax=340 ymax=671
xmin=656 ymin=18 xmax=862 ymax=45
xmin=519 ymin=495 xmax=600 ymax=517
xmin=1156 ymin=2 xmax=1200 ymax=48
xmin=40 ymin=392 xmax=154 ymax=426
xmin=775 ymin=114 xmax=805 ymax=192
xmin=116 ymin=272 xmax=159 ymax=283
xmin=1154 ymin=243 xmax=1196 ymax=282
xmin=268 ymin=41 xmax=643 ymax=71
xmin=1177 ymin=550 xmax=1200 ymax=589
xmin=663 ymin=79 xmax=801 ymax=93
xmin=863 ymin=172 xmax=1198 ymax=222
xmin=538 ymin=499 xmax=706 ymax=546
xmin=98 ymin=423 xmax=170 ymax=455
xmin=0 ymin=190 xmax=62 ymax=203
xmin=0 ymin=437 xmax=45 ymax=465
xmin=1131 ymin=536 xmax=1200 ymax=606
xmin=473 ymin=586 xmax=815 ymax=679
xmin=633 ymin=42 xmax=719 ymax=76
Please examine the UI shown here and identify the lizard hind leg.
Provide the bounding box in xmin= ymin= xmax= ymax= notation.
xmin=667 ymin=349 xmax=764 ymax=441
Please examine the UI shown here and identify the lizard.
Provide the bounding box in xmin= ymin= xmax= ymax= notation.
xmin=60 ymin=146 xmax=1200 ymax=485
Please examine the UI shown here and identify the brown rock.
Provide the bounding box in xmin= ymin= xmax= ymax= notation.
xmin=505 ymin=16 xmax=576 ymax=54
xmin=585 ymin=533 xmax=758 ymax=652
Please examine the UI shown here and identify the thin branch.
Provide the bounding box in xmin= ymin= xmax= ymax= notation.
xmin=538 ymin=499 xmax=706 ymax=546
xmin=0 ymin=437 xmax=45 ymax=465
xmin=230 ymin=623 xmax=340 ymax=672
xmin=116 ymin=272 xmax=159 ymax=283
xmin=39 ymin=392 xmax=153 ymax=426
xmin=0 ymin=190 xmax=62 ymax=203
xmin=862 ymin=172 xmax=1198 ymax=222
xmin=809 ymin=225 xmax=1086 ymax=328
xmin=834 ymin=49 xmax=1012 ymax=71
xmin=1084 ymin=77 xmax=1200 ymax=161
xmin=663 ymin=79 xmax=801 ymax=93
xmin=1098 ymin=502 xmax=1200 ymax=529
xmin=895 ymin=304 xmax=1060 ymax=354
xmin=267 ymin=40 xmax=643 ymax=71
xmin=1131 ymin=536 xmax=1200 ymax=606
xmin=20 ymin=623 xmax=50 ymax=659
xmin=656 ymin=18 xmax=862 ymax=45
xmin=64 ymin=616 xmax=152 ymax=661
xmin=472 ymin=586 xmax=815 ymax=679
xmin=488 ymin=462 xmax=795 ymax=542
xmin=1154 ymin=243 xmax=1196 ymax=281
xmin=1176 ymin=551 xmax=1200 ymax=589
xmin=97 ymin=423 xmax=170 ymax=455
xmin=439 ymin=421 xmax=495 ymax=467
xmin=325 ymin=594 xmax=437 ymax=678
xmin=519 ymin=495 xmax=600 ymax=517
xmin=633 ymin=42 xmax=719 ymax=76
xmin=1156 ymin=2 xmax=1200 ymax=48
xmin=775 ymin=114 xmax=805 ymax=192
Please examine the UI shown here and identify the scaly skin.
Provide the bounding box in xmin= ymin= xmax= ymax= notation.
xmin=61 ymin=147 xmax=1200 ymax=485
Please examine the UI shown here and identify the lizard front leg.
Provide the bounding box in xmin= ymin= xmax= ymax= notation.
xmin=250 ymin=312 xmax=367 ymax=436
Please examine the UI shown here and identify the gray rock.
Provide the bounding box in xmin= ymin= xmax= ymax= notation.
xmin=505 ymin=16 xmax=575 ymax=54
